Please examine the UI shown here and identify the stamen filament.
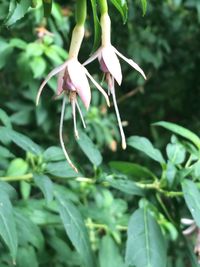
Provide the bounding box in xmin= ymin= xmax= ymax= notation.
xmin=110 ymin=77 xmax=126 ymax=150
xmin=59 ymin=95 xmax=78 ymax=172
xmin=71 ymin=96 xmax=79 ymax=139
xmin=76 ymin=99 xmax=86 ymax=128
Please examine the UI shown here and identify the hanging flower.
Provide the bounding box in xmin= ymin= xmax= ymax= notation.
xmin=84 ymin=13 xmax=146 ymax=149
xmin=36 ymin=25 xmax=109 ymax=172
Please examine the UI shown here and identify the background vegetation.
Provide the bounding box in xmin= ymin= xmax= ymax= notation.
xmin=0 ymin=0 xmax=200 ymax=266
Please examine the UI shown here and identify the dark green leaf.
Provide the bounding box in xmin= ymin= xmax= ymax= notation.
xmin=77 ymin=131 xmax=102 ymax=166
xmin=0 ymin=190 xmax=18 ymax=260
xmin=0 ymin=182 xmax=17 ymax=200
xmin=0 ymin=145 xmax=14 ymax=158
xmin=105 ymin=176 xmax=144 ymax=196
xmin=109 ymin=161 xmax=156 ymax=180
xmin=45 ymin=161 xmax=80 ymax=177
xmin=128 ymin=136 xmax=165 ymax=164
xmin=33 ymin=174 xmax=54 ymax=203
xmin=90 ymin=0 xmax=101 ymax=51
xmin=5 ymin=0 xmax=32 ymax=26
xmin=55 ymin=194 xmax=95 ymax=267
xmin=0 ymin=108 xmax=12 ymax=128
xmin=43 ymin=146 xmax=65 ymax=162
xmin=0 ymin=127 xmax=42 ymax=155
xmin=14 ymin=210 xmax=44 ymax=251
xmin=153 ymin=121 xmax=200 ymax=150
xmin=182 ymin=180 xmax=200 ymax=227
xmin=125 ymin=208 xmax=167 ymax=267
xmin=110 ymin=0 xmax=128 ymax=23
xmin=16 ymin=246 xmax=38 ymax=267
xmin=42 ymin=0 xmax=53 ymax=17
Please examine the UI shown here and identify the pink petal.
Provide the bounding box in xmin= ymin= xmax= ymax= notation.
xmin=67 ymin=59 xmax=91 ymax=110
xmin=84 ymin=68 xmax=110 ymax=107
xmin=36 ymin=61 xmax=68 ymax=105
xmin=114 ymin=47 xmax=147 ymax=80
xmin=83 ymin=48 xmax=100 ymax=66
xmin=101 ymin=46 xmax=122 ymax=85
xmin=57 ymin=69 xmax=65 ymax=95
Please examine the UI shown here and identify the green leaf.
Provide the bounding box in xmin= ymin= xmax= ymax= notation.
xmin=153 ymin=121 xmax=200 ymax=150
xmin=99 ymin=235 xmax=126 ymax=267
xmin=109 ymin=161 xmax=156 ymax=180
xmin=33 ymin=174 xmax=54 ymax=203
xmin=125 ymin=208 xmax=167 ymax=267
xmin=42 ymin=0 xmax=53 ymax=17
xmin=5 ymin=0 xmax=32 ymax=26
xmin=0 ymin=127 xmax=42 ymax=155
xmin=14 ymin=210 xmax=44 ymax=251
xmin=16 ymin=246 xmax=38 ymax=267
xmin=128 ymin=136 xmax=165 ymax=164
xmin=77 ymin=131 xmax=102 ymax=166
xmin=30 ymin=57 xmax=46 ymax=78
xmin=55 ymin=194 xmax=95 ymax=267
xmin=90 ymin=0 xmax=101 ymax=52
xmin=43 ymin=146 xmax=65 ymax=162
xmin=0 ymin=190 xmax=18 ymax=260
xmin=182 ymin=180 xmax=200 ymax=227
xmin=45 ymin=161 xmax=80 ymax=178
xmin=0 ymin=108 xmax=12 ymax=128
xmin=166 ymin=143 xmax=186 ymax=164
xmin=0 ymin=182 xmax=17 ymax=200
xmin=110 ymin=0 xmax=128 ymax=23
xmin=7 ymin=158 xmax=28 ymax=176
xmin=140 ymin=0 xmax=147 ymax=16
xmin=105 ymin=176 xmax=144 ymax=196
xmin=0 ymin=145 xmax=14 ymax=158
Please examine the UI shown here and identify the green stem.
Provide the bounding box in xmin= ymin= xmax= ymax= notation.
xmin=0 ymin=173 xmax=33 ymax=182
xmin=99 ymin=0 xmax=108 ymax=15
xmin=76 ymin=0 xmax=87 ymax=26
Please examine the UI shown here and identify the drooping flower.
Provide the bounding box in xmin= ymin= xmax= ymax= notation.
xmin=36 ymin=25 xmax=109 ymax=172
xmin=84 ymin=13 xmax=146 ymax=149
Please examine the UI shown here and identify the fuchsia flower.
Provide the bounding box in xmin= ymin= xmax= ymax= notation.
xmin=84 ymin=14 xmax=146 ymax=149
xmin=36 ymin=57 xmax=109 ymax=172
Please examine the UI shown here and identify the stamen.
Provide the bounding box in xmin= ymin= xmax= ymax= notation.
xmin=71 ymin=94 xmax=79 ymax=139
xmin=59 ymin=95 xmax=78 ymax=172
xmin=110 ymin=77 xmax=126 ymax=150
xmin=75 ymin=99 xmax=86 ymax=128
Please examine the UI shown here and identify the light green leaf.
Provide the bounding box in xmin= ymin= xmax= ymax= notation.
xmin=0 ymin=190 xmax=18 ymax=260
xmin=55 ymin=194 xmax=95 ymax=267
xmin=182 ymin=180 xmax=200 ymax=227
xmin=7 ymin=158 xmax=28 ymax=176
xmin=30 ymin=57 xmax=46 ymax=78
xmin=45 ymin=161 xmax=80 ymax=178
xmin=110 ymin=0 xmax=128 ymax=23
xmin=166 ymin=143 xmax=186 ymax=164
xmin=33 ymin=174 xmax=54 ymax=203
xmin=0 ymin=145 xmax=14 ymax=158
xmin=105 ymin=176 xmax=144 ymax=196
xmin=140 ymin=0 xmax=147 ymax=16
xmin=125 ymin=208 xmax=167 ymax=267
xmin=77 ymin=131 xmax=102 ymax=166
xmin=153 ymin=121 xmax=200 ymax=150
xmin=99 ymin=235 xmax=126 ymax=267
xmin=128 ymin=136 xmax=165 ymax=164
xmin=109 ymin=161 xmax=156 ymax=180
xmin=0 ymin=127 xmax=42 ymax=155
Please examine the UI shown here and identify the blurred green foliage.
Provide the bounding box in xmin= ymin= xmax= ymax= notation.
xmin=0 ymin=0 xmax=200 ymax=266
